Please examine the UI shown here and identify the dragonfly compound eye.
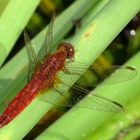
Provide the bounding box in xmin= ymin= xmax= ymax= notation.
xmin=57 ymin=42 xmax=75 ymax=59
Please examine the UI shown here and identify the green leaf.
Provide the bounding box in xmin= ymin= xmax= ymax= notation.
xmin=0 ymin=0 xmax=100 ymax=139
xmin=0 ymin=0 xmax=40 ymax=66
xmin=35 ymin=0 xmax=140 ymax=139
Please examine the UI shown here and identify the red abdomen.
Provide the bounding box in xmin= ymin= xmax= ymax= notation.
xmin=0 ymin=48 xmax=70 ymax=128
xmin=0 ymin=76 xmax=43 ymax=128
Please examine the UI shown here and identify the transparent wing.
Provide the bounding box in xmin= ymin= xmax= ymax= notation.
xmin=69 ymin=84 xmax=124 ymax=112
xmin=38 ymin=15 xmax=54 ymax=62
xmin=41 ymin=77 xmax=124 ymax=112
xmin=24 ymin=30 xmax=40 ymax=81
xmin=40 ymin=62 xmax=136 ymax=111
xmin=65 ymin=62 xmax=137 ymax=85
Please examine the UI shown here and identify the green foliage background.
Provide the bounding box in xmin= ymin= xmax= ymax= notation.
xmin=0 ymin=0 xmax=140 ymax=140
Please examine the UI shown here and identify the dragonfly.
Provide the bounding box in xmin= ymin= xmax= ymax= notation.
xmin=0 ymin=16 xmax=137 ymax=128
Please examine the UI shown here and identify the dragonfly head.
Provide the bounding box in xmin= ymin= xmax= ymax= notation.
xmin=57 ymin=42 xmax=75 ymax=59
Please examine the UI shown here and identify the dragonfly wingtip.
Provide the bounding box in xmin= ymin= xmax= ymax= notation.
xmin=126 ymin=66 xmax=136 ymax=71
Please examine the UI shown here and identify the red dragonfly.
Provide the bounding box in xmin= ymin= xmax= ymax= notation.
xmin=0 ymin=17 xmax=137 ymax=128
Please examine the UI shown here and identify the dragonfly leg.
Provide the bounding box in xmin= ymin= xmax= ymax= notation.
xmin=63 ymin=66 xmax=80 ymax=76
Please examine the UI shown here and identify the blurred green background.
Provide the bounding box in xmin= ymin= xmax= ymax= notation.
xmin=0 ymin=0 xmax=140 ymax=140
